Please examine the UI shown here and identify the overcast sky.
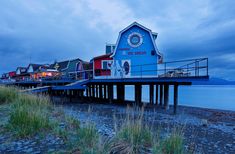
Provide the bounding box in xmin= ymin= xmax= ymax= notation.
xmin=0 ymin=0 xmax=235 ymax=79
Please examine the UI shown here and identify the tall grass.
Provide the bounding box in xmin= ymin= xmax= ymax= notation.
xmin=0 ymin=86 xmax=54 ymax=137
xmin=161 ymin=131 xmax=184 ymax=154
xmin=111 ymin=107 xmax=153 ymax=153
xmin=0 ymin=86 xmax=185 ymax=153
xmin=0 ymin=86 xmax=18 ymax=104
xmin=76 ymin=123 xmax=100 ymax=153
xmin=111 ymin=107 xmax=185 ymax=154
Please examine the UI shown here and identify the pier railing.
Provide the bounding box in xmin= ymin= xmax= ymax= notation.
xmin=157 ymin=57 xmax=208 ymax=78
xmin=93 ymin=57 xmax=208 ymax=79
xmin=3 ymin=58 xmax=208 ymax=83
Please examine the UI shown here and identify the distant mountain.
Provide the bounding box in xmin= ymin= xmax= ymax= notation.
xmin=193 ymin=77 xmax=235 ymax=85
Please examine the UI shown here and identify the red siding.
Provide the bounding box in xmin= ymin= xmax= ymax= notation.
xmin=8 ymin=71 xmax=16 ymax=77
xmin=94 ymin=57 xmax=112 ymax=69
xmin=94 ymin=56 xmax=112 ymax=76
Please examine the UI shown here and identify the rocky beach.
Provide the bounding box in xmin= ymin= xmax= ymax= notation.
xmin=0 ymin=97 xmax=235 ymax=153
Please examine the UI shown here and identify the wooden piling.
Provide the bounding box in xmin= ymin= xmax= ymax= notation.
xmin=135 ymin=84 xmax=142 ymax=106
xmin=99 ymin=84 xmax=103 ymax=99
xmin=108 ymin=84 xmax=113 ymax=103
xmin=86 ymin=87 xmax=88 ymax=97
xmin=164 ymin=84 xmax=169 ymax=110
xmin=117 ymin=84 xmax=125 ymax=103
xmin=69 ymin=90 xmax=72 ymax=102
xmin=95 ymin=85 xmax=98 ymax=98
xmin=155 ymin=85 xmax=159 ymax=106
xmin=149 ymin=84 xmax=154 ymax=105
xmin=104 ymin=84 xmax=107 ymax=99
xmin=159 ymin=85 xmax=163 ymax=106
xmin=92 ymin=84 xmax=95 ymax=98
xmin=174 ymin=84 xmax=179 ymax=114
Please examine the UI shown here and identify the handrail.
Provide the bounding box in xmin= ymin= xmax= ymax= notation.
xmin=92 ymin=57 xmax=208 ymax=79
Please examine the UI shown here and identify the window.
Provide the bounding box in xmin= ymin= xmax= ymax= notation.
xmin=128 ymin=32 xmax=143 ymax=48
xmin=106 ymin=46 xmax=111 ymax=54
xmin=105 ymin=44 xmax=116 ymax=54
xmin=102 ymin=60 xmax=113 ymax=70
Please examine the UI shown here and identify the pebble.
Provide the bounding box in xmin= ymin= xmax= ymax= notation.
xmin=226 ymin=144 xmax=232 ymax=148
xmin=25 ymin=147 xmax=33 ymax=153
xmin=33 ymin=151 xmax=41 ymax=154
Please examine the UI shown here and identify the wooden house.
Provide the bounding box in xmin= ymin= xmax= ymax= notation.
xmin=8 ymin=71 xmax=16 ymax=79
xmin=92 ymin=22 xmax=163 ymax=79
xmin=33 ymin=68 xmax=60 ymax=80
xmin=0 ymin=71 xmax=16 ymax=82
xmin=91 ymin=53 xmax=113 ymax=78
xmin=50 ymin=58 xmax=90 ymax=80
xmin=27 ymin=64 xmax=60 ymax=80
xmin=110 ymin=22 xmax=163 ymax=78
xmin=15 ymin=67 xmax=29 ymax=81
xmin=27 ymin=64 xmax=48 ymax=80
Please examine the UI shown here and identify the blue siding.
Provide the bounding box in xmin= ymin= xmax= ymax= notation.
xmin=113 ymin=25 xmax=158 ymax=77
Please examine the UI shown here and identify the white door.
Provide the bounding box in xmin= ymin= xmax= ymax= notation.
xmin=122 ymin=60 xmax=131 ymax=77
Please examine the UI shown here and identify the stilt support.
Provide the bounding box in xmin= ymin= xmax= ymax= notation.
xmin=108 ymin=84 xmax=113 ymax=103
xmin=117 ymin=84 xmax=125 ymax=103
xmin=149 ymin=84 xmax=154 ymax=105
xmin=155 ymin=85 xmax=159 ymax=106
xmin=135 ymin=84 xmax=142 ymax=106
xmin=164 ymin=84 xmax=169 ymax=110
xmin=174 ymin=84 xmax=179 ymax=114
xmin=160 ymin=85 xmax=163 ymax=106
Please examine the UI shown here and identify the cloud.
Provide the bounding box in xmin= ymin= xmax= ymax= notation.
xmin=0 ymin=0 xmax=235 ymax=79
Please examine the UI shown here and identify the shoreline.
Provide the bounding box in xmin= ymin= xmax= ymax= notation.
xmin=59 ymin=101 xmax=235 ymax=153
xmin=1 ymin=95 xmax=235 ymax=153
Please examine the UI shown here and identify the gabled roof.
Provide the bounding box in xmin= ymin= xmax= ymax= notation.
xmin=92 ymin=53 xmax=112 ymax=61
xmin=49 ymin=58 xmax=87 ymax=71
xmin=50 ymin=60 xmax=69 ymax=71
xmin=111 ymin=22 xmax=162 ymax=58
xmin=27 ymin=64 xmax=47 ymax=72
xmin=16 ymin=67 xmax=27 ymax=73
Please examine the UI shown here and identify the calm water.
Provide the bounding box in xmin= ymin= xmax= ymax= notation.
xmin=118 ymin=85 xmax=235 ymax=111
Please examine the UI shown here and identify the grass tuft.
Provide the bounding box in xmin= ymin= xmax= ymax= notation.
xmin=76 ymin=122 xmax=99 ymax=153
xmin=0 ymin=86 xmax=18 ymax=104
xmin=161 ymin=130 xmax=184 ymax=154
xmin=111 ymin=107 xmax=153 ymax=153
xmin=7 ymin=93 xmax=53 ymax=137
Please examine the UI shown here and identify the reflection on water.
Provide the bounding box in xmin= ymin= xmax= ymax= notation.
xmin=123 ymin=85 xmax=235 ymax=111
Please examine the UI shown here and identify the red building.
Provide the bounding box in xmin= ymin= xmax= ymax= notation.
xmin=8 ymin=71 xmax=16 ymax=78
xmin=91 ymin=53 xmax=113 ymax=78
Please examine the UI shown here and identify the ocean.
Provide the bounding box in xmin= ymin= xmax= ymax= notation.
xmin=117 ymin=85 xmax=235 ymax=111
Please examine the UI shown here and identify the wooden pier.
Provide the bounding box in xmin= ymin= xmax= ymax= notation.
xmin=7 ymin=76 xmax=209 ymax=114
xmin=2 ymin=57 xmax=209 ymax=114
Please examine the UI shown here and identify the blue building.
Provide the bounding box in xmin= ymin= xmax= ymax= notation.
xmin=110 ymin=22 xmax=163 ymax=78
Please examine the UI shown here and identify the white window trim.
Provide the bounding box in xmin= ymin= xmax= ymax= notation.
xmin=75 ymin=61 xmax=84 ymax=72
